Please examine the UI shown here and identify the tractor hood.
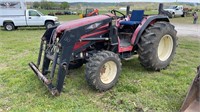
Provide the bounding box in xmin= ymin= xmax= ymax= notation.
xmin=56 ymin=14 xmax=115 ymax=34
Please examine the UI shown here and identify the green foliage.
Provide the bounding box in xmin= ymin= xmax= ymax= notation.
xmin=33 ymin=2 xmax=40 ymax=9
xmin=40 ymin=1 xmax=57 ymax=10
xmin=32 ymin=1 xmax=70 ymax=10
xmin=61 ymin=2 xmax=70 ymax=10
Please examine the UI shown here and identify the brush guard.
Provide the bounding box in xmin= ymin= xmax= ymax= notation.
xmin=180 ymin=65 xmax=200 ymax=112
xmin=28 ymin=26 xmax=78 ymax=96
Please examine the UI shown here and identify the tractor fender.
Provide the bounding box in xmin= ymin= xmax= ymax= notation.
xmin=131 ymin=15 xmax=169 ymax=46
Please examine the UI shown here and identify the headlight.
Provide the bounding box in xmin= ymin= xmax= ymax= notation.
xmin=55 ymin=17 xmax=58 ymax=21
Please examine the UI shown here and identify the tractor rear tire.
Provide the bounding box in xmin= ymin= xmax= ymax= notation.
xmin=137 ymin=21 xmax=177 ymax=71
xmin=85 ymin=51 xmax=121 ymax=91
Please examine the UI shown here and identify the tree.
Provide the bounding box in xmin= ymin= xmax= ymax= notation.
xmin=40 ymin=1 xmax=47 ymax=9
xmin=33 ymin=2 xmax=40 ymax=9
xmin=61 ymin=2 xmax=69 ymax=10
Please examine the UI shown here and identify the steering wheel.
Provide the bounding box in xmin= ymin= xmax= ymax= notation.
xmin=110 ymin=9 xmax=126 ymax=19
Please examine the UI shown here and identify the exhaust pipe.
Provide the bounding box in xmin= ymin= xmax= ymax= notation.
xmin=180 ymin=65 xmax=200 ymax=112
xmin=126 ymin=5 xmax=130 ymax=15
xmin=158 ymin=3 xmax=172 ymax=18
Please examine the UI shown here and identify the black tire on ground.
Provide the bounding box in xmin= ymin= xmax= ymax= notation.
xmin=69 ymin=59 xmax=84 ymax=69
xmin=85 ymin=51 xmax=121 ymax=91
xmin=172 ymin=13 xmax=175 ymax=18
xmin=137 ymin=21 xmax=177 ymax=71
xmin=45 ymin=21 xmax=54 ymax=29
xmin=181 ymin=12 xmax=186 ymax=17
xmin=4 ymin=22 xmax=15 ymax=31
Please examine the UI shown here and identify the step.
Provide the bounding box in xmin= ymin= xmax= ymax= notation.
xmin=120 ymin=39 xmax=131 ymax=47
xmin=119 ymin=32 xmax=132 ymax=35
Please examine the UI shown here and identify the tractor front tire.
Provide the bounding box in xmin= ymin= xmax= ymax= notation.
xmin=85 ymin=51 xmax=121 ymax=91
xmin=137 ymin=21 xmax=177 ymax=71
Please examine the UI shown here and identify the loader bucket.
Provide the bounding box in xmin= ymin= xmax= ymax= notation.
xmin=180 ymin=65 xmax=200 ymax=112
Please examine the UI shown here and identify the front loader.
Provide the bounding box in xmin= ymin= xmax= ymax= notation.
xmin=29 ymin=7 xmax=177 ymax=95
xmin=180 ymin=65 xmax=200 ymax=112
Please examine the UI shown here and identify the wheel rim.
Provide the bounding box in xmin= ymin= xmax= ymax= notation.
xmin=100 ymin=61 xmax=117 ymax=84
xmin=158 ymin=35 xmax=173 ymax=61
xmin=6 ymin=25 xmax=12 ymax=30
xmin=47 ymin=24 xmax=53 ymax=29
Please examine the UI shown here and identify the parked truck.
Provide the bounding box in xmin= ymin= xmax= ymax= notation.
xmin=164 ymin=5 xmax=189 ymax=18
xmin=0 ymin=0 xmax=59 ymax=31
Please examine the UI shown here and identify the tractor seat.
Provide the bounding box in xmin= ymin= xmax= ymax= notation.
xmin=120 ymin=10 xmax=144 ymax=26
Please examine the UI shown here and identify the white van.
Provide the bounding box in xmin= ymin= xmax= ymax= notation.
xmin=0 ymin=0 xmax=59 ymax=31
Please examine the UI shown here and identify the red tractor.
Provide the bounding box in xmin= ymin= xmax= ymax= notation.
xmin=29 ymin=7 xmax=177 ymax=95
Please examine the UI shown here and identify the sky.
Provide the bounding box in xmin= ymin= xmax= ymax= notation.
xmin=1 ymin=0 xmax=199 ymax=3
xmin=25 ymin=0 xmax=200 ymax=3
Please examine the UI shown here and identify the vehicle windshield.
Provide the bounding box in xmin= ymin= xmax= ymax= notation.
xmin=37 ymin=10 xmax=44 ymax=16
xmin=168 ymin=6 xmax=177 ymax=9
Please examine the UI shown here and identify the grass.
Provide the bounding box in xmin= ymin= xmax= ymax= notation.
xmin=0 ymin=26 xmax=200 ymax=112
xmin=57 ymin=15 xmax=80 ymax=21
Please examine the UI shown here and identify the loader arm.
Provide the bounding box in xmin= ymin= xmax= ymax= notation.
xmin=29 ymin=14 xmax=116 ymax=95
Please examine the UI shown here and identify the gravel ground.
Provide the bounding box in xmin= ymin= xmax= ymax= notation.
xmin=172 ymin=23 xmax=200 ymax=38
